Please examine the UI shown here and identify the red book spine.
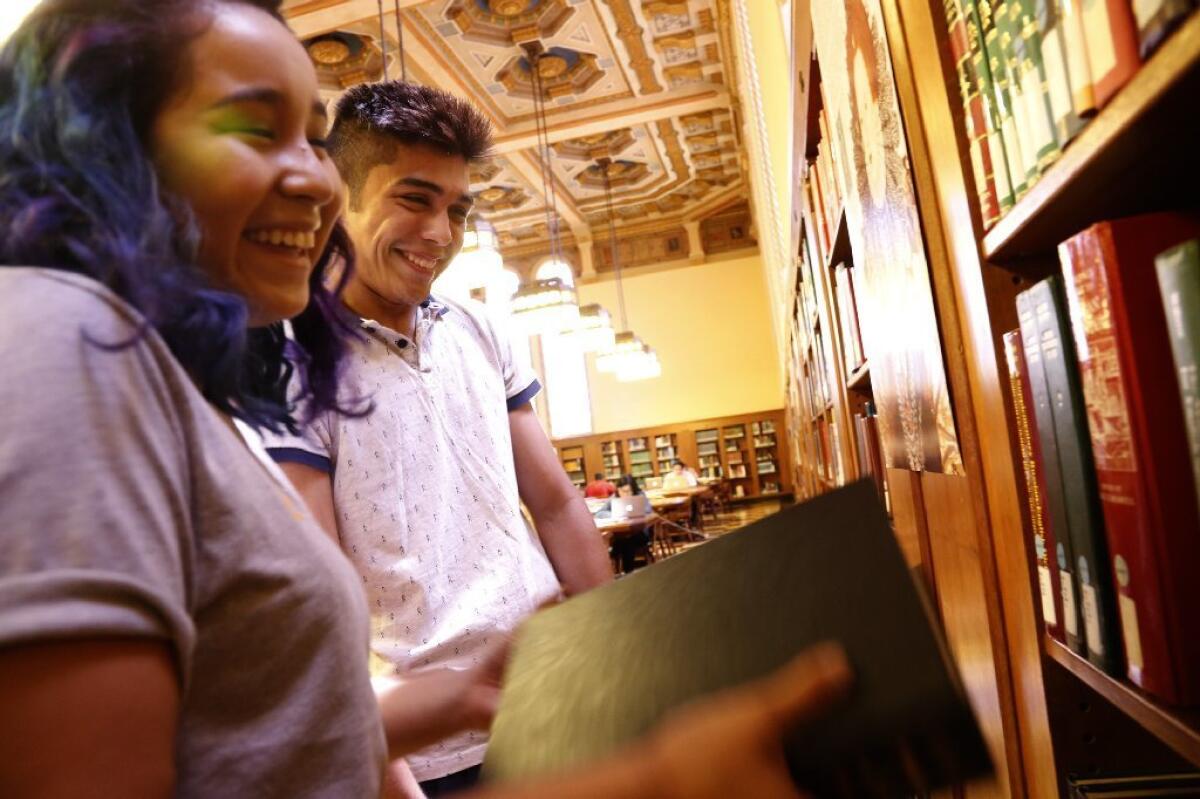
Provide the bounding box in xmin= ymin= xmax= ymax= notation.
xmin=1080 ymin=0 xmax=1142 ymax=108
xmin=1060 ymin=213 xmax=1200 ymax=705
xmin=1004 ymin=329 xmax=1066 ymax=642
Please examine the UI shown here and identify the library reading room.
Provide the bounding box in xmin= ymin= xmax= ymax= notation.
xmin=1 ymin=0 xmax=1198 ymax=796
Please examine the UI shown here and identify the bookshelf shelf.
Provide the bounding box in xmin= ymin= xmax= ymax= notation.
xmin=982 ymin=10 xmax=1200 ymax=262
xmin=845 ymin=361 xmax=871 ymax=392
xmin=1044 ymin=635 xmax=1200 ymax=768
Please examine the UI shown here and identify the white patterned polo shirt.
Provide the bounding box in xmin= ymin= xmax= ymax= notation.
xmin=264 ymin=296 xmax=561 ymax=781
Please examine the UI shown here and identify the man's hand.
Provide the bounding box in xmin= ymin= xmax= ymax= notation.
xmin=643 ymin=642 xmax=854 ymax=799
xmin=461 ymin=643 xmax=853 ymax=799
xmin=377 ymin=636 xmax=512 ymax=759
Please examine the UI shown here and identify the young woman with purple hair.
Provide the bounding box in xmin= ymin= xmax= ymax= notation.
xmin=0 ymin=2 xmax=850 ymax=796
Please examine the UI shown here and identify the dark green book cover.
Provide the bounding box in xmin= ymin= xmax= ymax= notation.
xmin=964 ymin=0 xmax=1018 ymax=211
xmin=1017 ymin=287 xmax=1085 ymax=654
xmin=1028 ymin=276 xmax=1124 ymax=675
xmin=484 ymin=480 xmax=993 ymax=796
xmin=1155 ymin=239 xmax=1200 ymax=520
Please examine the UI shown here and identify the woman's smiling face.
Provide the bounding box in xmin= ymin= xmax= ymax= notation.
xmin=150 ymin=2 xmax=339 ymax=325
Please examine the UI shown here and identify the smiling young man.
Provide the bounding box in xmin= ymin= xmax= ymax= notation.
xmin=263 ymin=81 xmax=613 ymax=796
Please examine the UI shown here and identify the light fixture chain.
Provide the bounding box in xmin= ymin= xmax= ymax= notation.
xmin=376 ymin=0 xmax=389 ymax=82
xmin=601 ymin=160 xmax=628 ymax=332
xmin=393 ymin=0 xmax=407 ymax=82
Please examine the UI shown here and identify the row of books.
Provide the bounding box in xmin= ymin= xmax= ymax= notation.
xmin=801 ymin=324 xmax=836 ymax=419
xmin=833 ymin=261 xmax=867 ymax=375
xmin=944 ymin=0 xmax=1196 ymax=229
xmin=852 ymin=403 xmax=888 ymax=504
xmin=806 ymin=103 xmax=846 ymax=262
xmin=1005 ymin=211 xmax=1200 ymax=706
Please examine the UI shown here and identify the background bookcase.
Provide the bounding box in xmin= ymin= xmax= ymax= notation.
xmin=558 ymin=445 xmax=585 ymax=490
xmin=694 ymin=428 xmax=722 ymax=480
xmin=788 ymin=0 xmax=1200 ymax=794
xmin=600 ymin=439 xmax=625 ymax=481
xmin=553 ymin=410 xmax=793 ymax=502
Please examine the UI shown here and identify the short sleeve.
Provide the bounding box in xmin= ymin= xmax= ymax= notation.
xmin=0 ymin=272 xmax=197 ymax=685
xmin=261 ymin=388 xmax=335 ymax=473
xmin=480 ymin=303 xmax=541 ymax=410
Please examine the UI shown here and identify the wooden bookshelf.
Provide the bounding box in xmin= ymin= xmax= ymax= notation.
xmin=845 ymin=361 xmax=870 ymax=392
xmin=1044 ymin=635 xmax=1200 ymax=768
xmin=983 ymin=11 xmax=1200 ymax=262
xmin=879 ymin=0 xmax=1200 ymax=792
xmin=824 ymin=207 xmax=851 ymax=269
xmin=552 ymin=411 xmax=792 ymax=502
xmin=558 ymin=445 xmax=585 ymax=489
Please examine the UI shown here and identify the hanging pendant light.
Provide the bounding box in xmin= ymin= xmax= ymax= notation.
xmin=436 ymin=218 xmax=505 ymax=301
xmin=510 ymin=277 xmax=580 ymax=333
xmin=594 ymin=156 xmax=660 ymax=381
xmin=616 ymin=345 xmax=662 ymax=381
xmin=509 ymin=41 xmax=580 ymax=334
xmin=564 ymin=303 xmax=616 ymax=352
xmin=595 ymin=330 xmax=646 ymax=372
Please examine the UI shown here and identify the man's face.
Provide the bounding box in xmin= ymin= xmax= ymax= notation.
xmin=342 ymin=143 xmax=473 ymax=308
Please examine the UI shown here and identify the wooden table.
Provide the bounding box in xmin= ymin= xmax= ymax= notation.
xmin=594 ymin=514 xmax=658 ymax=544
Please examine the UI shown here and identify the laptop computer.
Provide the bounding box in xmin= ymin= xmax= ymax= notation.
xmin=609 ymin=493 xmax=652 ymax=520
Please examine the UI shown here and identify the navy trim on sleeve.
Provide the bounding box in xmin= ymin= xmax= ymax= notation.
xmin=506 ymin=379 xmax=541 ymax=411
xmin=267 ymin=447 xmax=333 ymax=473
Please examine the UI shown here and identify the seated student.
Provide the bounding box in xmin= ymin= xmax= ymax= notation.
xmin=585 ymin=472 xmax=617 ymax=499
xmin=0 ymin=2 xmax=853 ymax=796
xmin=608 ymin=475 xmax=654 ymax=573
xmin=663 ymin=460 xmax=700 ymax=490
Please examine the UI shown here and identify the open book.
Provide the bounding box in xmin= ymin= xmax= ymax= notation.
xmin=484 ymin=479 xmax=992 ymax=795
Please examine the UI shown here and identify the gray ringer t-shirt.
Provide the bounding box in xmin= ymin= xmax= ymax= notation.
xmin=0 ymin=269 xmax=385 ymax=797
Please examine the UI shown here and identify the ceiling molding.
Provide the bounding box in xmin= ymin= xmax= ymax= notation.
xmin=491 ymin=85 xmax=729 ymax=153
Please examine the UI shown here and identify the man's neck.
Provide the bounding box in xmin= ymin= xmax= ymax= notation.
xmin=342 ymin=278 xmax=420 ymax=338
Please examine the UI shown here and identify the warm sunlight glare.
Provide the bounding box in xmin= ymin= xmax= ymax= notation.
xmin=0 ymin=0 xmax=42 ymax=44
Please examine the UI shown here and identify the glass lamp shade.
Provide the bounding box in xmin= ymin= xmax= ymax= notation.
xmin=562 ymin=303 xmax=615 ymax=352
xmin=510 ymin=277 xmax=580 ymax=334
xmin=615 ymin=346 xmax=662 ymax=382
xmin=595 ymin=330 xmax=647 ymax=373
xmin=436 ymin=219 xmax=504 ymax=300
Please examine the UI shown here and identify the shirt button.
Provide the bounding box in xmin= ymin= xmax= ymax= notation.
xmin=396 ymin=339 xmax=408 ymax=349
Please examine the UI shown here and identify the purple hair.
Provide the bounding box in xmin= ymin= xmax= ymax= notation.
xmin=0 ymin=0 xmax=363 ymax=431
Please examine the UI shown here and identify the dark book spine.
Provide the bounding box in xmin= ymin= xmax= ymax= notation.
xmin=1133 ymin=0 xmax=1195 ymax=57
xmin=1005 ymin=329 xmax=1066 ymax=642
xmin=1017 ymin=288 xmax=1085 ymax=653
xmin=1029 ymin=276 xmax=1124 ymax=674
xmin=1155 ymin=239 xmax=1200 ymax=520
xmin=1073 ymin=215 xmax=1200 ymax=705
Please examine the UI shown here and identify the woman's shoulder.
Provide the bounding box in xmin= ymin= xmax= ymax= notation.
xmin=0 ymin=267 xmax=152 ymax=347
xmin=0 ymin=267 xmax=184 ymax=405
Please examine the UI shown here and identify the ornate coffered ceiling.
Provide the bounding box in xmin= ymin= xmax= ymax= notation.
xmin=283 ymin=0 xmax=755 ymax=275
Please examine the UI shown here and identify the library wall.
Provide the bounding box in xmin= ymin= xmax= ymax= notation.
xmin=577 ymin=253 xmax=783 ymax=435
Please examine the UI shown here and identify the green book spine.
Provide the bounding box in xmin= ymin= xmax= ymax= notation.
xmin=946 ymin=0 xmax=1004 ymax=224
xmin=978 ymin=0 xmax=1029 ymax=197
xmin=1155 ymin=239 xmax=1200 ymax=519
xmin=994 ymin=0 xmax=1040 ymax=188
xmin=1035 ymin=0 xmax=1088 ymax=143
xmin=1012 ymin=0 xmax=1063 ymax=171
xmin=1030 ymin=276 xmax=1124 ymax=674
xmin=965 ymin=0 xmax=1018 ymax=211
xmin=1017 ymin=288 xmax=1085 ymax=654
